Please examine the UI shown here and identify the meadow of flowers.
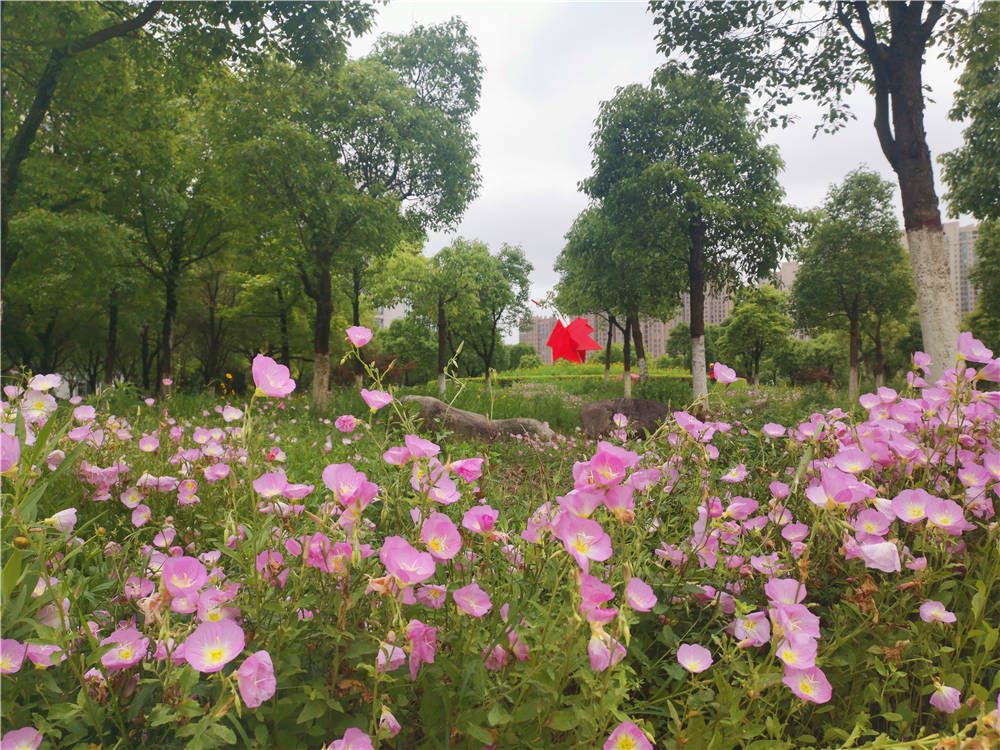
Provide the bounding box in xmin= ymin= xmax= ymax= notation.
xmin=1 ymin=328 xmax=999 ymax=750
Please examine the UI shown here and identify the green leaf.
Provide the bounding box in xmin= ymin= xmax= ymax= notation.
xmin=547 ymin=710 xmax=577 ymax=732
xmin=487 ymin=703 xmax=511 ymax=726
xmin=297 ymin=700 xmax=327 ymax=724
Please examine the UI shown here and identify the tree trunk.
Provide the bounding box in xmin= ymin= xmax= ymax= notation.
xmin=159 ymin=277 xmax=177 ymax=395
xmin=437 ymin=295 xmax=448 ymax=398
xmin=874 ymin=317 xmax=885 ymax=388
xmin=604 ymin=314 xmax=615 ymax=383
xmin=849 ymin=313 xmax=860 ymax=405
xmin=351 ymin=265 xmax=363 ymax=388
xmin=629 ymin=313 xmax=648 ymax=381
xmin=276 ymin=288 xmax=290 ymax=367
xmin=689 ymin=215 xmax=708 ymax=401
xmin=312 ymin=266 xmax=332 ymax=410
xmin=856 ymin=5 xmax=957 ymax=380
xmin=104 ymin=292 xmax=118 ymax=386
xmin=623 ymin=316 xmax=632 ymax=399
xmin=141 ymin=326 xmax=151 ymax=393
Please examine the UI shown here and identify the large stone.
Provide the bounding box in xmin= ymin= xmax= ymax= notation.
xmin=399 ymin=395 xmax=555 ymax=443
xmin=580 ymin=398 xmax=671 ymax=438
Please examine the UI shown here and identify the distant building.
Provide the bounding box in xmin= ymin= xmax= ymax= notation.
xmin=374 ymin=303 xmax=408 ymax=330
xmin=941 ymin=221 xmax=980 ymax=317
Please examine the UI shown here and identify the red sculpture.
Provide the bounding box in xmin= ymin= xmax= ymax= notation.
xmin=546 ymin=317 xmax=602 ymax=363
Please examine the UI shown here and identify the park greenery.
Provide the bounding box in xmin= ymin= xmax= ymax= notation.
xmin=3 ymin=1 xmax=1000 ymax=749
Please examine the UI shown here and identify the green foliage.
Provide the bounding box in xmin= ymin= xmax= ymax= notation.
xmin=716 ymin=285 xmax=793 ymax=383
xmin=516 ymin=352 xmax=543 ymax=370
xmin=940 ymin=3 xmax=1000 ymax=222
xmin=966 ymin=220 xmax=1000 ymax=353
xmin=791 ymin=169 xmax=914 ymax=394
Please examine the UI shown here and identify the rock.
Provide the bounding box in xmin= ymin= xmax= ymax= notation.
xmin=580 ymin=398 xmax=671 ymax=438
xmin=399 ymin=396 xmax=555 ymax=443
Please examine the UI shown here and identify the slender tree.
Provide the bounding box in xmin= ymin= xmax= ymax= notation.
xmin=649 ymin=0 xmax=968 ymax=379
xmin=791 ymin=168 xmax=913 ymax=402
xmin=583 ymin=67 xmax=790 ymax=401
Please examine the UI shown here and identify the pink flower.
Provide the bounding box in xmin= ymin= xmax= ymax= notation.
xmin=406 ymin=619 xmax=437 ymax=680
xmin=416 ymin=584 xmax=447 ymax=610
xmin=957 ymin=331 xmax=993 ymax=363
xmin=919 ymin=601 xmax=957 ymax=624
xmin=379 ymin=707 xmax=401 ymax=737
xmin=380 ymin=536 xmax=436 ymax=585
xmin=676 ymin=643 xmax=712 ymax=673
xmin=405 ymin=433 xmax=441 ymax=458
xmin=462 ymin=504 xmax=499 ymax=535
xmin=236 ymin=651 xmax=276 ymax=708
xmin=360 ymin=388 xmax=392 ymax=411
xmin=138 ymin=433 xmax=159 ymax=453
xmin=329 ymin=728 xmax=374 ymax=750
xmin=346 ymin=326 xmax=373 ymax=347
xmin=764 ymin=578 xmax=806 ymax=605
xmin=251 ymin=354 xmax=295 ymax=398
xmin=453 ymin=582 xmax=492 ymax=617
xmin=783 ymin=666 xmax=832 ymax=703
xmin=377 ymin=643 xmax=406 ymax=673
xmin=833 ymin=446 xmax=872 ymax=474
xmin=450 ymin=457 xmax=484 ymax=482
xmin=335 ymin=414 xmax=359 ymax=433
xmin=720 ymin=463 xmax=747 ymax=483
xmin=162 ymin=556 xmax=207 ymax=597
xmin=183 ymin=619 xmax=245 ymax=673
xmin=43 ymin=508 xmax=77 ymax=533
xmin=100 ymin=626 xmax=149 ymax=671
xmin=221 ymin=405 xmax=243 ymax=422
xmin=421 ymin=513 xmax=462 ymax=560
xmin=0 ymin=639 xmax=27 ymax=674
xmin=0 ymin=727 xmax=42 ymax=750
xmin=929 ymin=684 xmax=961 ymax=713
xmin=775 ymin=638 xmax=817 ymax=669
xmin=733 ymin=612 xmax=770 ymax=647
xmin=204 ymin=463 xmax=230 ymax=482
xmin=892 ymin=488 xmax=933 ymax=523
xmin=554 ymin=514 xmax=613 ymax=573
xmin=580 ymin=574 xmax=617 ymax=623
xmin=588 ymin=630 xmax=626 ymax=671
xmin=762 ymin=422 xmax=786 ymax=438
xmin=604 ymin=721 xmax=653 ymax=750
xmin=253 ymin=471 xmax=288 ymax=499
xmin=1 ymin=432 xmax=20 ymax=473
xmin=713 ymin=362 xmax=737 ymax=384
xmin=626 ymin=577 xmax=657 ymax=612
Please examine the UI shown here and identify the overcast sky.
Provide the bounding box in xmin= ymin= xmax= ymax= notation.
xmin=350 ymin=1 xmax=970 ymax=317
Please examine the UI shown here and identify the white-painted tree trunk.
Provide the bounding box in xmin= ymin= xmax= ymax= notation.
xmin=437 ymin=372 xmax=446 ymax=398
xmin=908 ymin=226 xmax=959 ymax=382
xmin=848 ymin=364 xmax=859 ymax=406
xmin=623 ymin=373 xmax=632 ymax=398
xmin=312 ymin=352 xmax=330 ymax=410
xmin=638 ymin=355 xmax=648 ymax=381
xmin=691 ymin=334 xmax=707 ymax=402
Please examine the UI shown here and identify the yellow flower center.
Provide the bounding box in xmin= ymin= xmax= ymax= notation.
xmin=205 ymin=647 xmax=226 ymax=665
xmin=799 ymin=677 xmax=814 ymax=695
xmin=118 ymin=646 xmax=133 ymax=661
xmin=572 ymin=538 xmax=590 ymax=554
xmin=614 ymin=737 xmax=638 ymax=750
xmin=429 ymin=538 xmax=444 ymax=553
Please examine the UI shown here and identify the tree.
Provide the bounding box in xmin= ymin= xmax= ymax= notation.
xmin=583 ymin=67 xmax=791 ymax=402
xmin=233 ymin=21 xmax=481 ymax=409
xmin=717 ymin=285 xmax=793 ymax=385
xmin=0 ymin=1 xmax=376 ymax=286
xmin=555 ymin=204 xmax=680 ymax=391
xmin=447 ymin=243 xmax=533 ymax=390
xmin=649 ymin=1 xmax=966 ymax=380
xmin=791 ymin=168 xmax=914 ymax=402
xmin=372 ymin=242 xmax=479 ymax=397
xmin=940 ymin=3 xmax=999 ymax=223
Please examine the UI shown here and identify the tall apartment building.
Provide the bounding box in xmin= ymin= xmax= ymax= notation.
xmin=941 ymin=221 xmax=980 ymax=317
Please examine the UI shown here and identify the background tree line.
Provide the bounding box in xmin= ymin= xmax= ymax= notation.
xmin=2 ymin=2 xmax=535 ymax=407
